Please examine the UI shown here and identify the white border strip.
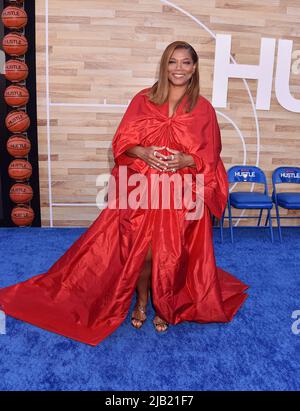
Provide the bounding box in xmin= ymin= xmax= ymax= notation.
xmin=45 ymin=0 xmax=53 ymax=227
xmin=52 ymin=203 xmax=106 ymax=207
xmin=50 ymin=102 xmax=129 ymax=108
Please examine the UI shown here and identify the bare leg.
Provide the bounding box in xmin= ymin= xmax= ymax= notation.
xmin=131 ymin=244 xmax=152 ymax=328
xmin=131 ymin=242 xmax=168 ymax=332
xmin=136 ymin=259 xmax=151 ymax=306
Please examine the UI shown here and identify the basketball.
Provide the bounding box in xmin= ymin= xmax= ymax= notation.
xmin=10 ymin=183 xmax=33 ymax=204
xmin=8 ymin=159 xmax=32 ymax=181
xmin=8 ymin=0 xmax=24 ymax=4
xmin=1 ymin=6 xmax=28 ymax=29
xmin=4 ymin=59 xmax=28 ymax=82
xmin=7 ymin=134 xmax=31 ymax=157
xmin=11 ymin=205 xmax=35 ymax=226
xmin=4 ymin=85 xmax=30 ymax=107
xmin=5 ymin=110 xmax=30 ymax=133
xmin=2 ymin=32 xmax=28 ymax=56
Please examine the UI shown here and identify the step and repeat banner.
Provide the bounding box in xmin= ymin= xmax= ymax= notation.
xmin=0 ymin=0 xmax=40 ymax=227
xmin=1 ymin=1 xmax=300 ymax=227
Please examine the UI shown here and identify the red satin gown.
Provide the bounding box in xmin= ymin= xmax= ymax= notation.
xmin=0 ymin=88 xmax=249 ymax=346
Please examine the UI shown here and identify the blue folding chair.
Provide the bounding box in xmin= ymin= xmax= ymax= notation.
xmin=271 ymin=167 xmax=300 ymax=242
xmin=221 ymin=165 xmax=274 ymax=243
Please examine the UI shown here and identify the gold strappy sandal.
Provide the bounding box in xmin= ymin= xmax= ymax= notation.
xmin=153 ymin=315 xmax=169 ymax=333
xmin=131 ymin=304 xmax=147 ymax=329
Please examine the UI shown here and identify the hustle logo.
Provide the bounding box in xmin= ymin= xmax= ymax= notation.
xmin=280 ymin=170 xmax=300 ymax=180
xmin=234 ymin=169 xmax=255 ymax=181
xmin=213 ymin=35 xmax=300 ymax=113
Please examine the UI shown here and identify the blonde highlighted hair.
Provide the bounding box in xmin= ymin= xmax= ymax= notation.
xmin=145 ymin=41 xmax=200 ymax=114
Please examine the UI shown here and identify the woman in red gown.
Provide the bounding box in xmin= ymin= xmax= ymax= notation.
xmin=0 ymin=41 xmax=248 ymax=346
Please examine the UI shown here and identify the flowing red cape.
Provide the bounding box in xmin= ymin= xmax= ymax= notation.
xmin=0 ymin=88 xmax=248 ymax=346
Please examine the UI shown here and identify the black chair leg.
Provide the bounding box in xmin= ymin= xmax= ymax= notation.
xmin=275 ymin=203 xmax=282 ymax=242
xmin=220 ymin=213 xmax=224 ymax=243
xmin=228 ymin=204 xmax=234 ymax=243
xmin=268 ymin=209 xmax=274 ymax=243
xmin=264 ymin=213 xmax=269 ymax=226
xmin=257 ymin=209 xmax=263 ymax=226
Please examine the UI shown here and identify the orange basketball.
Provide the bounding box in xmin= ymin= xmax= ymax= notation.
xmin=7 ymin=134 xmax=31 ymax=157
xmin=8 ymin=159 xmax=32 ymax=181
xmin=2 ymin=32 xmax=28 ymax=56
xmin=1 ymin=6 xmax=28 ymax=29
xmin=4 ymin=59 xmax=28 ymax=82
xmin=5 ymin=110 xmax=30 ymax=132
xmin=11 ymin=205 xmax=35 ymax=226
xmin=4 ymin=85 xmax=29 ymax=107
xmin=10 ymin=183 xmax=33 ymax=204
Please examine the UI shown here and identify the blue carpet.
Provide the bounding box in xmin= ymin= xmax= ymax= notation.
xmin=0 ymin=226 xmax=299 ymax=391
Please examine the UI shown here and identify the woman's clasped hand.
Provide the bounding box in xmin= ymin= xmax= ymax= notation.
xmin=139 ymin=146 xmax=194 ymax=172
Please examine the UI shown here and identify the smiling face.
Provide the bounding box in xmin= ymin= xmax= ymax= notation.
xmin=167 ymin=47 xmax=196 ymax=88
